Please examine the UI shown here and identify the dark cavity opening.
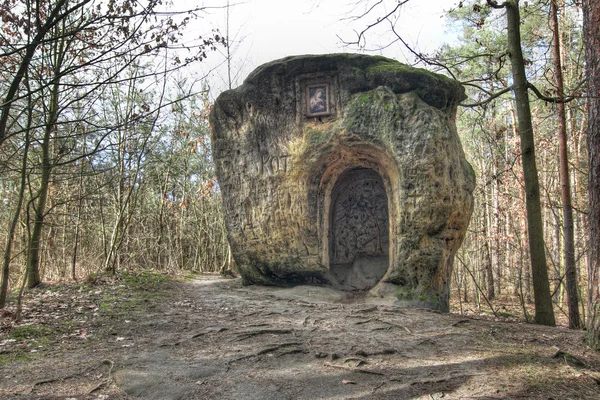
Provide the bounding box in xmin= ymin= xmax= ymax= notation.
xmin=328 ymin=167 xmax=389 ymax=290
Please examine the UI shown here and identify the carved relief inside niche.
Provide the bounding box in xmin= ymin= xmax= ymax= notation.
xmin=328 ymin=167 xmax=389 ymax=290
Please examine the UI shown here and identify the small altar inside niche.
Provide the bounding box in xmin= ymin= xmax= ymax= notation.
xmin=210 ymin=54 xmax=475 ymax=311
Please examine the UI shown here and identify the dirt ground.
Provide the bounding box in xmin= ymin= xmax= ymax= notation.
xmin=1 ymin=273 xmax=600 ymax=399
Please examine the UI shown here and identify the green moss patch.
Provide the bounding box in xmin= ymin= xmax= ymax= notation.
xmin=94 ymin=271 xmax=171 ymax=317
xmin=395 ymin=286 xmax=441 ymax=308
xmin=365 ymin=60 xmax=465 ymax=110
xmin=304 ymin=127 xmax=333 ymax=147
xmin=9 ymin=324 xmax=55 ymax=341
xmin=0 ymin=269 xmax=175 ymax=367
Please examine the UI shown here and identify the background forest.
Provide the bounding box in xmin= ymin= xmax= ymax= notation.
xmin=0 ymin=0 xmax=598 ymax=345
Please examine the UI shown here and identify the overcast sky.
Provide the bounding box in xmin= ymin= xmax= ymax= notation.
xmin=185 ymin=0 xmax=459 ymax=97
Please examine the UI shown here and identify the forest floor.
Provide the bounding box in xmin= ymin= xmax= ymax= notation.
xmin=1 ymin=272 xmax=600 ymax=400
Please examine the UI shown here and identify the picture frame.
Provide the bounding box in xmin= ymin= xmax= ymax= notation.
xmin=306 ymin=84 xmax=330 ymax=117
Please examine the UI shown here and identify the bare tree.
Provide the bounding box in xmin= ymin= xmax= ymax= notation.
xmin=0 ymin=0 xmax=224 ymax=295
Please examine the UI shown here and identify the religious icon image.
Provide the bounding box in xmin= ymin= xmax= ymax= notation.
xmin=307 ymin=84 xmax=330 ymax=116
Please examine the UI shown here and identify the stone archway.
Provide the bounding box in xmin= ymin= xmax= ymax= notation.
xmin=327 ymin=167 xmax=389 ymax=290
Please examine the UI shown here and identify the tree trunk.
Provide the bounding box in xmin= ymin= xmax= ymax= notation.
xmin=552 ymin=212 xmax=562 ymax=303
xmin=26 ymin=86 xmax=60 ymax=288
xmin=583 ymin=0 xmax=600 ymax=349
xmin=483 ymin=192 xmax=495 ymax=299
xmin=550 ymin=0 xmax=580 ymax=329
xmin=26 ymin=128 xmax=52 ymax=288
xmin=25 ymin=19 xmax=68 ymax=289
xmin=505 ymin=0 xmax=555 ymax=325
xmin=71 ymin=155 xmax=86 ymax=281
xmin=0 ymin=121 xmax=31 ymax=307
xmin=492 ymin=155 xmax=501 ymax=296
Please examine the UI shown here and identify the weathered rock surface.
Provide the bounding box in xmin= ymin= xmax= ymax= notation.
xmin=210 ymin=54 xmax=475 ymax=311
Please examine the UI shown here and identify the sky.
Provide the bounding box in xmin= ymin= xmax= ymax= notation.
xmin=184 ymin=0 xmax=460 ymax=97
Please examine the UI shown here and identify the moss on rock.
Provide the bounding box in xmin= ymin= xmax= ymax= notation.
xmin=242 ymin=54 xmax=465 ymax=112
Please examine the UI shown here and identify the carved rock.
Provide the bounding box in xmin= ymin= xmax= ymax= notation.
xmin=210 ymin=54 xmax=475 ymax=311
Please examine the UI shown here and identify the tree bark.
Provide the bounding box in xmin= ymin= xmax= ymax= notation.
xmin=25 ymin=17 xmax=69 ymax=289
xmin=483 ymin=190 xmax=495 ymax=299
xmin=26 ymin=134 xmax=51 ymax=288
xmin=0 ymin=116 xmax=30 ymax=307
xmin=583 ymin=0 xmax=600 ymax=349
xmin=505 ymin=0 xmax=555 ymax=325
xmin=26 ymin=86 xmax=59 ymax=288
xmin=550 ymin=0 xmax=580 ymax=329
xmin=71 ymin=153 xmax=86 ymax=281
xmin=492 ymin=154 xmax=501 ymax=296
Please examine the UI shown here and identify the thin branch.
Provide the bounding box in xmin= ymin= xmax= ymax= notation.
xmin=389 ymin=22 xmax=457 ymax=79
xmin=461 ymin=85 xmax=513 ymax=107
xmin=456 ymin=254 xmax=498 ymax=317
xmin=339 ymin=0 xmax=384 ymax=22
xmin=527 ymin=82 xmax=577 ymax=104
xmin=339 ymin=0 xmax=410 ymax=50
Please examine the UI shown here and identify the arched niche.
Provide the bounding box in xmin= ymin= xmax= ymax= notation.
xmin=327 ymin=167 xmax=389 ymax=290
xmin=306 ymin=144 xmax=401 ymax=290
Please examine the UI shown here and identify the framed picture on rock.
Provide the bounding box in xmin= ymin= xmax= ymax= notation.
xmin=306 ymin=84 xmax=330 ymax=116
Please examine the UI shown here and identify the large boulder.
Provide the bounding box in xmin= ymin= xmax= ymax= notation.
xmin=210 ymin=54 xmax=475 ymax=311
